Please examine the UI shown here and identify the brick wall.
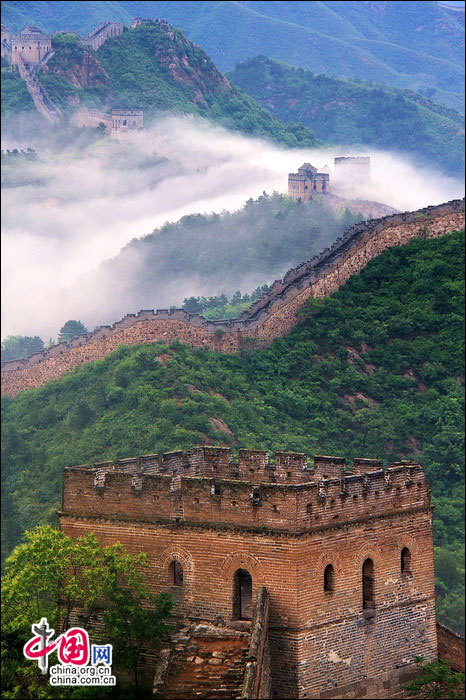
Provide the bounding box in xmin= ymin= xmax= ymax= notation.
xmin=437 ymin=623 xmax=465 ymax=672
xmin=241 ymin=587 xmax=271 ymax=699
xmin=59 ymin=448 xmax=437 ymax=697
xmin=2 ymin=198 xmax=464 ymax=397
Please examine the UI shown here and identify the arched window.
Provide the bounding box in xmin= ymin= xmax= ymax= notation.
xmin=233 ymin=569 xmax=252 ymax=620
xmin=401 ymin=547 xmax=411 ymax=575
xmin=169 ymin=560 xmax=183 ymax=587
xmin=324 ymin=564 xmax=334 ymax=592
xmin=122 ymin=119 xmax=127 ymax=126
xmin=362 ymin=558 xmax=374 ymax=609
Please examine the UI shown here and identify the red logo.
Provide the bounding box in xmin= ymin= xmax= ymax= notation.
xmin=24 ymin=619 xmax=89 ymax=673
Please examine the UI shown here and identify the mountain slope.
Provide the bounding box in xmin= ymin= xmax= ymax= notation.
xmin=2 ymin=230 xmax=464 ymax=632
xmin=7 ymin=23 xmax=321 ymax=148
xmin=228 ymin=56 xmax=466 ymax=178
xmin=2 ymin=1 xmax=464 ymax=111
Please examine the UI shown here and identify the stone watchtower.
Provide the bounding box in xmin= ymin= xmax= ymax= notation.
xmin=110 ymin=108 xmax=144 ymax=134
xmin=10 ymin=25 xmax=51 ymax=66
xmin=59 ymin=447 xmax=437 ymax=698
xmin=288 ymin=163 xmax=330 ymax=201
xmin=334 ymin=156 xmax=371 ymax=187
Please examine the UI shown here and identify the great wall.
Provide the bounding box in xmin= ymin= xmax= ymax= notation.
xmin=1 ymin=21 xmax=127 ymax=124
xmin=2 ymin=198 xmax=464 ymax=397
xmin=59 ymin=446 xmax=447 ymax=697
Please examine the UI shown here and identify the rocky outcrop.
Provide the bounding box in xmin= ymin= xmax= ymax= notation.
xmin=1 ymin=198 xmax=464 ymax=397
xmin=41 ymin=47 xmax=108 ymax=89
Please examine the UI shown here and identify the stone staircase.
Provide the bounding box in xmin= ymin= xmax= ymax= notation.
xmin=154 ymin=622 xmax=251 ymax=699
xmin=16 ymin=53 xmax=62 ymax=123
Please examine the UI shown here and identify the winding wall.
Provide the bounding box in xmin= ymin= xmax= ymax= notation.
xmin=2 ymin=198 xmax=464 ymax=397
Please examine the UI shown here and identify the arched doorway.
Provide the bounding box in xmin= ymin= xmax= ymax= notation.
xmin=233 ymin=569 xmax=252 ymax=620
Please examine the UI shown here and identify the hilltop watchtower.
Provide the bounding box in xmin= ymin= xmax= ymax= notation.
xmin=334 ymin=156 xmax=371 ymax=187
xmin=111 ymin=108 xmax=144 ymax=133
xmin=10 ymin=25 xmax=51 ymax=66
xmin=60 ymin=446 xmax=437 ymax=698
xmin=288 ymin=162 xmax=330 ymax=201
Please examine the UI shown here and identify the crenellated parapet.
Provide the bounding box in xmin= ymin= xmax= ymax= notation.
xmin=2 ymin=198 xmax=464 ymax=396
xmin=61 ymin=447 xmax=431 ymax=533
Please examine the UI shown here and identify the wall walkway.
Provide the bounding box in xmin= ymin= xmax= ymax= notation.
xmin=2 ymin=198 xmax=464 ymax=396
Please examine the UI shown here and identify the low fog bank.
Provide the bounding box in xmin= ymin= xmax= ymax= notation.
xmin=2 ymin=114 xmax=464 ymax=340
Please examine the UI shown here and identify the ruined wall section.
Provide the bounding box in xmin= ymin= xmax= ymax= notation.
xmin=437 ymin=623 xmax=465 ymax=672
xmin=2 ymin=199 xmax=464 ymax=396
xmin=241 ymin=587 xmax=271 ymax=699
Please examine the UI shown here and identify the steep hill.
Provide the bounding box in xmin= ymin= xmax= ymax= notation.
xmin=2 ymin=1 xmax=464 ymax=112
xmin=2 ymin=198 xmax=463 ymax=396
xmin=3 ymin=24 xmax=321 ymax=148
xmin=2 ymin=230 xmax=464 ymax=633
xmin=0 ymin=57 xmax=35 ymax=117
xmin=229 ymin=56 xmax=466 ymax=178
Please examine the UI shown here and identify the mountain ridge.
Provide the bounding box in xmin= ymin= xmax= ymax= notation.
xmin=2 ymin=197 xmax=464 ymax=396
xmin=2 ymin=21 xmax=321 ymax=149
xmin=2 ymin=226 xmax=464 ymax=633
xmin=228 ymin=56 xmax=466 ymax=178
xmin=2 ymin=1 xmax=464 ymax=111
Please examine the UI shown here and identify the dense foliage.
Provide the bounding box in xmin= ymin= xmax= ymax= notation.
xmin=1 ymin=60 xmax=35 ymax=118
xmin=2 ymin=1 xmax=463 ymax=111
xmin=182 ymin=285 xmax=270 ymax=320
xmin=2 ymin=525 xmax=173 ymax=698
xmin=33 ymin=23 xmax=321 ymax=149
xmin=58 ymin=320 xmax=89 ymax=344
xmin=2 ymin=230 xmax=464 ymax=632
xmin=405 ymin=657 xmax=465 ymax=699
xmin=107 ymin=193 xmax=361 ymax=306
xmin=229 ymin=57 xmax=465 ymax=178
xmin=1 ymin=148 xmax=38 ymax=162
xmin=1 ymin=336 xmax=44 ymax=364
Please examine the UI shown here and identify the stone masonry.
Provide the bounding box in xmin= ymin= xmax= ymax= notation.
xmin=2 ymin=198 xmax=464 ymax=397
xmin=59 ymin=447 xmax=437 ymax=698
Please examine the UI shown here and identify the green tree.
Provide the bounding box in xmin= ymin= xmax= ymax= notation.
xmin=58 ymin=320 xmax=88 ymax=344
xmin=405 ymin=657 xmax=464 ymax=699
xmin=2 ymin=526 xmax=173 ymax=697
xmin=1 ymin=335 xmax=44 ymax=363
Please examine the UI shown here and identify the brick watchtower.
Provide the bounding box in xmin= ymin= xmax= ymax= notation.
xmin=59 ymin=447 xmax=437 ymax=698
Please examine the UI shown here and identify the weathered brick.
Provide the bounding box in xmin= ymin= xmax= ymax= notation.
xmin=59 ymin=447 xmax=439 ymax=697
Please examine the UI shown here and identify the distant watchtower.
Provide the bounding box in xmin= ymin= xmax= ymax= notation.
xmin=60 ymin=445 xmax=437 ymax=698
xmin=110 ymin=109 xmax=144 ymax=135
xmin=288 ymin=162 xmax=330 ymax=201
xmin=10 ymin=25 xmax=51 ymax=66
xmin=334 ymin=156 xmax=371 ymax=187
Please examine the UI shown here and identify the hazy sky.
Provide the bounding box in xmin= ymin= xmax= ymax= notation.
xmin=1 ymin=115 xmax=464 ymax=340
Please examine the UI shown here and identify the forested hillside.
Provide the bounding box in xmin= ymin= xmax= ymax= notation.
xmin=2 ymin=0 xmax=464 ymax=111
xmin=229 ymin=56 xmax=466 ymax=178
xmin=88 ymin=194 xmax=362 ymax=320
xmin=2 ymin=230 xmax=464 ymax=633
xmin=3 ymin=23 xmax=321 ymax=149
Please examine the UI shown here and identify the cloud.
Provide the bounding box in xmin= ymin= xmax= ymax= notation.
xmin=1 ymin=113 xmax=464 ymax=340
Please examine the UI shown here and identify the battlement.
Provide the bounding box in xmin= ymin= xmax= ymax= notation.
xmin=334 ymin=155 xmax=371 ymax=185
xmin=2 ymin=198 xmax=464 ymax=396
xmin=288 ymin=162 xmax=330 ymax=200
xmin=334 ymin=157 xmax=370 ymax=165
xmin=61 ymin=447 xmax=431 ymax=533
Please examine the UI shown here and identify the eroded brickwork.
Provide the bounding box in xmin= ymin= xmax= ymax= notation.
xmin=437 ymin=623 xmax=465 ymax=673
xmin=59 ymin=447 xmax=437 ymax=698
xmin=2 ymin=199 xmax=464 ymax=397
